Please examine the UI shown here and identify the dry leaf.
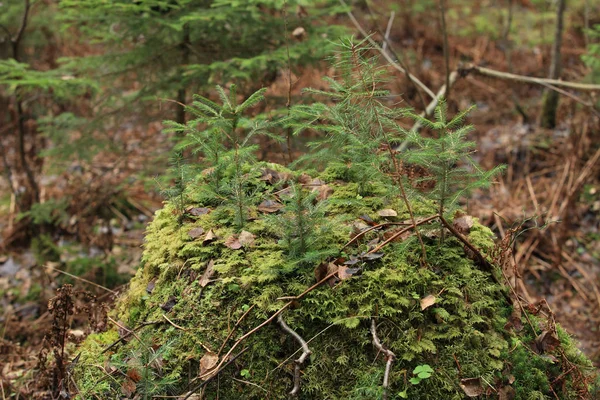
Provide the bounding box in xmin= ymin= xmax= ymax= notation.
xmin=146 ymin=278 xmax=156 ymax=294
xmin=203 ymin=229 xmax=216 ymax=244
xmin=199 ymin=260 xmax=215 ymax=288
xmin=160 ymin=296 xmax=177 ymax=312
xmin=338 ymin=265 xmax=360 ymax=280
xmin=127 ymin=368 xmax=142 ymax=383
xmin=498 ymin=385 xmax=516 ymax=400
xmin=238 ymin=231 xmax=256 ymax=247
xmin=187 ymin=207 xmax=211 ymax=216
xmin=292 ymin=26 xmax=306 ymax=40
xmin=316 ymin=184 xmax=333 ymax=200
xmin=199 ymin=352 xmax=219 ymax=380
xmin=257 ymin=200 xmax=283 ymax=213
xmin=453 ymin=214 xmax=474 ymax=235
xmin=459 ymin=377 xmax=483 ymax=397
xmin=420 ymin=295 xmax=436 ymax=310
xmin=225 ymin=235 xmax=242 ymax=250
xmin=121 ymin=378 xmax=136 ymax=397
xmin=188 ymin=227 xmax=205 ymax=239
xmin=378 ymin=209 xmax=398 ymax=217
xmin=535 ymin=330 xmax=560 ymax=354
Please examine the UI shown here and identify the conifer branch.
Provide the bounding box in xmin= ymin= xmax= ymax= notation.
xmin=277 ymin=314 xmax=311 ymax=396
xmin=370 ymin=319 xmax=395 ymax=400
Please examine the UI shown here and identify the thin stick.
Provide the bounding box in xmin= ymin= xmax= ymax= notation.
xmin=370 ymin=319 xmax=395 ymax=400
xmin=368 ymin=215 xmax=438 ymax=254
xmin=277 ymin=314 xmax=311 ymax=396
xmin=381 ymin=11 xmax=395 ymax=52
xmin=342 ymin=221 xmax=410 ymax=250
xmin=45 ymin=264 xmax=116 ymax=294
xmin=460 ymin=63 xmax=600 ymax=91
xmin=339 ymin=0 xmax=436 ymax=100
xmin=218 ymin=304 xmax=255 ymax=355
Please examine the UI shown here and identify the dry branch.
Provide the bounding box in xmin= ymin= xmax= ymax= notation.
xmin=277 ymin=314 xmax=311 ymax=396
xmin=370 ymin=319 xmax=395 ymax=400
xmin=460 ymin=64 xmax=600 ymax=91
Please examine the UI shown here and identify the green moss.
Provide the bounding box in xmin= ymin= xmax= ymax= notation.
xmin=75 ymin=165 xmax=597 ymax=400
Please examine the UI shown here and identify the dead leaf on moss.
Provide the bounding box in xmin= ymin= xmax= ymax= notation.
xmin=145 ymin=278 xmax=155 ymax=294
xmin=315 ymin=262 xmax=340 ymax=287
xmin=257 ymin=200 xmax=283 ymax=213
xmin=224 ymin=235 xmax=242 ymax=250
xmin=127 ymin=368 xmax=142 ymax=383
xmin=378 ymin=209 xmax=398 ymax=217
xmin=535 ymin=330 xmax=560 ymax=354
xmin=203 ymin=229 xmax=216 ymax=244
xmin=186 ymin=207 xmax=211 ymax=216
xmin=161 ymin=296 xmax=177 ymax=312
xmin=498 ymin=385 xmax=516 ymax=400
xmin=199 ymin=260 xmax=215 ymax=288
xmin=199 ymin=351 xmax=219 ymax=380
xmin=239 ymin=231 xmax=256 ymax=247
xmin=188 ymin=227 xmax=205 ymax=239
xmin=359 ymin=214 xmax=375 ymax=225
xmin=316 ymin=184 xmax=333 ymax=200
xmin=121 ymin=378 xmax=136 ymax=397
xmin=420 ymin=294 xmax=436 ymax=310
xmin=338 ymin=265 xmax=360 ymax=280
xmin=453 ymin=214 xmax=474 ymax=235
xmin=459 ymin=377 xmax=483 ymax=397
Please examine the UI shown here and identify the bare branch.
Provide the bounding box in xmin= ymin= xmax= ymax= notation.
xmin=460 ymin=63 xmax=600 ymax=91
xmin=339 ymin=0 xmax=436 ymax=101
xmin=370 ymin=319 xmax=395 ymax=400
xmin=277 ymin=314 xmax=311 ymax=396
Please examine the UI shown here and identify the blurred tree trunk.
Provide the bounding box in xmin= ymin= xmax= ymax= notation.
xmin=539 ymin=0 xmax=566 ymax=129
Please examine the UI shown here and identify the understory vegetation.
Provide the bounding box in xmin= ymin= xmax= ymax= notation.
xmin=72 ymin=42 xmax=598 ymax=399
xmin=1 ymin=1 xmax=600 ymax=399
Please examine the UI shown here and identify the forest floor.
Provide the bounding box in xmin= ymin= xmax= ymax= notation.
xmin=0 ymin=4 xmax=599 ymax=398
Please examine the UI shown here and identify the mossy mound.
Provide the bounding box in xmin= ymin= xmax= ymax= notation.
xmin=75 ymin=162 xmax=596 ymax=399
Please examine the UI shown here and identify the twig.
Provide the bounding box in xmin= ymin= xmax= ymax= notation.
xmin=370 ymin=319 xmax=395 ymax=400
xmin=101 ymin=320 xmax=162 ymax=354
xmin=339 ymin=0 xmax=436 ymax=101
xmin=44 ymin=264 xmax=116 ymax=294
xmin=368 ymin=214 xmax=438 ymax=254
xmin=342 ymin=221 xmax=410 ymax=250
xmin=162 ymin=314 xmax=187 ymax=331
xmin=381 ymin=11 xmax=395 ymax=52
xmin=218 ymin=304 xmax=255 ymax=355
xmin=277 ymin=314 xmax=311 ymax=396
xmin=460 ymin=63 xmax=600 ymax=91
xmin=197 ymin=270 xmax=339 ymax=382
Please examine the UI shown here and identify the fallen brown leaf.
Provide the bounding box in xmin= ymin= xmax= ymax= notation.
xmin=199 ymin=260 xmax=215 ymax=288
xmin=459 ymin=377 xmax=483 ymax=397
xmin=420 ymin=294 xmax=436 ymax=311
xmin=188 ymin=227 xmax=205 ymax=239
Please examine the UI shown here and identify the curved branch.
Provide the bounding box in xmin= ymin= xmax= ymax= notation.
xmin=277 ymin=314 xmax=311 ymax=396
xmin=370 ymin=319 xmax=395 ymax=400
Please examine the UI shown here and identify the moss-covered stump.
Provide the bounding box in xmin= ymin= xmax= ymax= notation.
xmin=75 ymin=163 xmax=596 ymax=399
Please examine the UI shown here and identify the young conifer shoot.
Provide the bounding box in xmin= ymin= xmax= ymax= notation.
xmin=164 ymin=85 xmax=280 ymax=229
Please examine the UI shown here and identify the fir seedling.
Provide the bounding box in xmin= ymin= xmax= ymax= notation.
xmin=288 ymin=37 xmax=428 ymax=261
xmin=269 ymin=183 xmax=335 ymax=266
xmin=403 ymin=101 xmax=505 ymax=241
xmin=164 ymin=85 xmax=279 ymax=229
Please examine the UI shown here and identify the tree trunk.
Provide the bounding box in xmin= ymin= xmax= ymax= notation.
xmin=539 ymin=0 xmax=566 ymax=129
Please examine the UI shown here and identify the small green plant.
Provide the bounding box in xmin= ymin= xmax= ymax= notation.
xmin=398 ymin=364 xmax=434 ymax=398
xmin=164 ymin=85 xmax=279 ymax=229
xmin=404 ymin=101 xmax=505 ymax=241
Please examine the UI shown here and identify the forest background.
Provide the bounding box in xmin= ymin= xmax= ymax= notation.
xmin=0 ymin=0 xmax=599 ymax=397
